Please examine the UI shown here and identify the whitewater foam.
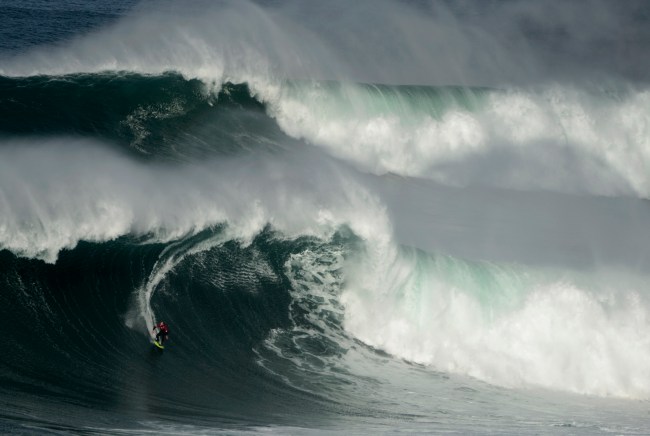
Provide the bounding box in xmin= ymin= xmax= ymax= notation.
xmin=3 ymin=0 xmax=650 ymax=198
xmin=0 ymin=138 xmax=391 ymax=263
xmin=341 ymin=248 xmax=650 ymax=398
xmin=264 ymin=82 xmax=650 ymax=198
xmin=2 ymin=0 xmax=650 ymax=402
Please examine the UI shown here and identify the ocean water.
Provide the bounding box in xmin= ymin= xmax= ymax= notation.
xmin=1 ymin=0 xmax=650 ymax=434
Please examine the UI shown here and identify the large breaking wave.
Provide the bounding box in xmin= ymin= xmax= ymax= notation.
xmin=2 ymin=73 xmax=650 ymax=402
xmin=2 ymin=0 xmax=650 ymax=433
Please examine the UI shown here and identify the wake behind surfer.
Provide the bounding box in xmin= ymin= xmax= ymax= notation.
xmin=152 ymin=321 xmax=169 ymax=345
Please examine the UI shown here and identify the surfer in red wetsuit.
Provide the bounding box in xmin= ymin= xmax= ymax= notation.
xmin=152 ymin=321 xmax=169 ymax=345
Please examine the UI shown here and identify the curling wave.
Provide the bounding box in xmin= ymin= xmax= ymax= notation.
xmin=3 ymin=1 xmax=650 ymax=433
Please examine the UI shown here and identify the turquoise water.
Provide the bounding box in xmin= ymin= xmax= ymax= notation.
xmin=2 ymin=1 xmax=650 ymax=434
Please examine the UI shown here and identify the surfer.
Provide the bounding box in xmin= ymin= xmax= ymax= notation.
xmin=152 ymin=321 xmax=169 ymax=345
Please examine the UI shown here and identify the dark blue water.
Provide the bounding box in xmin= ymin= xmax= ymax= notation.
xmin=0 ymin=0 xmax=135 ymax=52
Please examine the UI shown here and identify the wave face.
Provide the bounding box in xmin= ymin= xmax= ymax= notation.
xmin=2 ymin=1 xmax=650 ymax=434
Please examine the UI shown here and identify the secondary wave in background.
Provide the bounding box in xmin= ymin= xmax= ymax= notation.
xmin=3 ymin=0 xmax=650 ymax=198
xmin=3 ymin=73 xmax=650 ymax=197
xmin=2 ymin=0 xmax=650 ymax=433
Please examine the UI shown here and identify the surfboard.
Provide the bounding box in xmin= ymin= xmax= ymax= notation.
xmin=153 ymin=339 xmax=165 ymax=349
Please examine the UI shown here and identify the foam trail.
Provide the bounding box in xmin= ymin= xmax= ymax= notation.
xmin=134 ymin=232 xmax=232 ymax=337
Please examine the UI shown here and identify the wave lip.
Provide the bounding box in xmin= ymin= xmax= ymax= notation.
xmin=4 ymin=72 xmax=650 ymax=200
xmin=267 ymin=81 xmax=650 ymax=198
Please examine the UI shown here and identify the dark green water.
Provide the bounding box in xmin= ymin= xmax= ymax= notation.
xmin=2 ymin=1 xmax=650 ymax=434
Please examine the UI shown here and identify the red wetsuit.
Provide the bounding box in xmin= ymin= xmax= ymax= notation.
xmin=153 ymin=322 xmax=169 ymax=343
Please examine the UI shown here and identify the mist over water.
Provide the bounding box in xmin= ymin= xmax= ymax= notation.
xmin=6 ymin=0 xmax=650 ymax=197
xmin=0 ymin=138 xmax=390 ymax=263
xmin=4 ymin=0 xmax=650 ymax=85
xmin=2 ymin=1 xmax=650 ymax=434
